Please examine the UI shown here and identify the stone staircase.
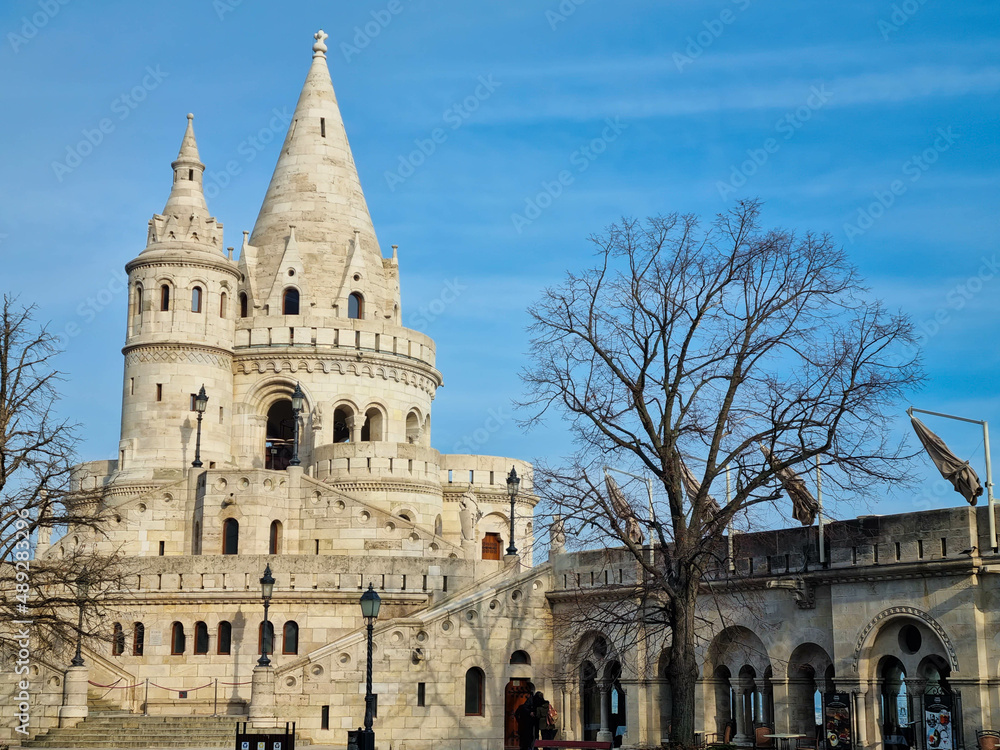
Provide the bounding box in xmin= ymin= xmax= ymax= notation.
xmin=24 ymin=700 xmax=241 ymax=748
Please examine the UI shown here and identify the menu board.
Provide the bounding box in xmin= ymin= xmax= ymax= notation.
xmin=824 ymin=692 xmax=853 ymax=750
xmin=925 ymin=694 xmax=953 ymax=750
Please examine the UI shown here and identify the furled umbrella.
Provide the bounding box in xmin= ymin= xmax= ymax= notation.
xmin=604 ymin=473 xmax=645 ymax=545
xmin=679 ymin=455 xmax=721 ymax=522
xmin=759 ymin=444 xmax=818 ymax=526
xmin=910 ymin=416 xmax=983 ymax=506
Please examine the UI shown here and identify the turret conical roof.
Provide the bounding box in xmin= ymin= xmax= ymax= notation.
xmin=247 ymin=30 xmax=395 ymax=319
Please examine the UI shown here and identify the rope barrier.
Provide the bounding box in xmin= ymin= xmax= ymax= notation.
xmin=89 ymin=680 xmax=142 ymax=690
xmin=219 ymin=680 xmax=252 ymax=686
xmin=87 ymin=678 xmax=123 ymax=688
xmin=149 ymin=680 xmax=214 ymax=693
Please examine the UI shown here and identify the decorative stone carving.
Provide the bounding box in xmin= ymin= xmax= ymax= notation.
xmin=852 ymin=606 xmax=959 ymax=672
xmin=459 ymin=489 xmax=482 ymax=542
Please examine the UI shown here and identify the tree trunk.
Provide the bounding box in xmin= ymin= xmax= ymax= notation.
xmin=667 ymin=571 xmax=700 ymax=748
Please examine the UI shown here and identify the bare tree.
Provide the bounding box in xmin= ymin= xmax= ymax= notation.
xmin=0 ymin=295 xmax=123 ymax=657
xmin=520 ymin=201 xmax=921 ymax=745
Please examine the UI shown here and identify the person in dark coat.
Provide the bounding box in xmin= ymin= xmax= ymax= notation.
xmin=534 ymin=690 xmax=557 ymax=740
xmin=515 ymin=692 xmax=537 ymax=750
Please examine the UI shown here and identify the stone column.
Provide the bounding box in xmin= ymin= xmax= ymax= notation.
xmin=771 ymin=678 xmax=794 ymax=734
xmin=733 ymin=688 xmax=751 ymax=746
xmin=853 ymin=690 xmax=868 ymax=748
xmin=597 ymin=685 xmax=614 ymax=743
xmin=754 ymin=686 xmax=764 ymax=724
xmin=620 ymin=679 xmax=646 ymax=749
xmin=248 ymin=664 xmax=275 ymax=726
xmin=347 ymin=415 xmax=361 ymax=444
xmin=59 ymin=664 xmax=89 ymax=728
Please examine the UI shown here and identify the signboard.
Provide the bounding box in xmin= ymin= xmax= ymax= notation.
xmin=925 ymin=694 xmax=954 ymax=750
xmin=823 ymin=692 xmax=852 ymax=750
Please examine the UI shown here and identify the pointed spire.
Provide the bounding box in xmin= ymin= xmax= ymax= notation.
xmin=248 ymin=31 xmax=396 ymax=319
xmin=163 ymin=113 xmax=209 ymax=217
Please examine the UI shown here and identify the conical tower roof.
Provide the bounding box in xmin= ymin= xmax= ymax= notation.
xmin=248 ymin=30 xmax=394 ymax=319
xmin=163 ymin=114 xmax=209 ymax=217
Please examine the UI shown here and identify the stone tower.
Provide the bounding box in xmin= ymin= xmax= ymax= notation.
xmin=118 ymin=115 xmax=239 ymax=481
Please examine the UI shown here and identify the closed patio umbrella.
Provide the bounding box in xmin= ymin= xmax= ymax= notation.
xmin=910 ymin=416 xmax=983 ymax=505
xmin=759 ymin=444 xmax=818 ymax=526
xmin=604 ymin=473 xmax=645 ymax=545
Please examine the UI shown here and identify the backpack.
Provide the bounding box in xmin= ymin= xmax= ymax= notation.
xmin=537 ymin=701 xmax=556 ymax=729
xmin=547 ymin=702 xmax=559 ymax=727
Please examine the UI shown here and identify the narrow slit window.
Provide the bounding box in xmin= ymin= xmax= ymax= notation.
xmin=219 ymin=292 xmax=227 ymax=318
xmin=240 ymin=292 xmax=249 ymax=318
xmin=191 ymin=286 xmax=202 ymax=313
xmin=160 ymin=284 xmax=170 ymax=311
xmin=320 ymin=117 xmax=326 ymax=137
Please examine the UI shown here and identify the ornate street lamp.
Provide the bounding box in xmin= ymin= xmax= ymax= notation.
xmin=257 ymin=564 xmax=275 ymax=667
xmin=70 ymin=571 xmax=89 ymax=667
xmin=360 ymin=583 xmax=381 ymax=749
xmin=191 ymin=385 xmax=209 ymax=468
xmin=290 ymin=383 xmax=305 ymax=467
xmin=506 ymin=466 xmax=520 ymax=556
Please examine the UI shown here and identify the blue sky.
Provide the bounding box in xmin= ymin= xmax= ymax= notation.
xmin=1 ymin=0 xmax=998 ymax=522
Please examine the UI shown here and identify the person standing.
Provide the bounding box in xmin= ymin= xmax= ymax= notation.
xmin=515 ymin=692 xmax=537 ymax=750
xmin=534 ymin=691 xmax=558 ymax=741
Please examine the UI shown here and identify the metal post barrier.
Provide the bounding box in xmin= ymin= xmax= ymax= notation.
xmin=144 ymin=678 xmax=149 ymax=716
xmin=214 ymin=678 xmax=218 ymax=716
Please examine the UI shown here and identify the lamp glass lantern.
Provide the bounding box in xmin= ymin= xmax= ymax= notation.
xmin=291 ymin=382 xmax=305 ymax=412
xmin=260 ymin=564 xmax=275 ymax=600
xmin=506 ymin=466 xmax=520 ymax=498
xmin=194 ymin=385 xmax=209 ymax=413
xmin=360 ymin=583 xmax=381 ymax=624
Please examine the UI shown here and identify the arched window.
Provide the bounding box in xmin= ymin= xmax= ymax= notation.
xmin=282 ymin=621 xmax=299 ymax=655
xmin=218 ymin=621 xmax=232 ymax=655
xmin=191 ymin=286 xmax=203 ymax=313
xmin=112 ymin=623 xmax=125 ymax=655
xmin=222 ymin=519 xmax=239 ymax=555
xmin=510 ymin=650 xmax=531 ymax=665
xmin=361 ymin=408 xmax=383 ymax=442
xmin=348 ymin=292 xmax=363 ymax=320
xmin=219 ymin=292 xmax=227 ymax=318
xmin=259 ymin=621 xmax=274 ymax=655
xmin=134 ymin=285 xmax=143 ymax=321
xmin=240 ymin=292 xmax=249 ymax=318
xmin=194 ymin=621 xmax=209 ymax=654
xmin=333 ymin=406 xmax=354 ymax=444
xmin=405 ymin=411 xmax=421 ymax=444
xmin=133 ymin=622 xmax=144 ymax=656
xmin=160 ymin=284 xmax=170 ymax=311
xmin=170 ymin=622 xmax=185 ymax=655
xmin=269 ymin=520 xmax=283 ymax=555
xmin=283 ymin=288 xmax=300 ymax=316
xmin=464 ymin=667 xmax=485 ymax=716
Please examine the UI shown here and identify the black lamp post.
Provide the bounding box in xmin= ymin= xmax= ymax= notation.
xmin=360 ymin=583 xmax=381 ymax=749
xmin=290 ymin=383 xmax=304 ymax=467
xmin=506 ymin=466 xmax=520 ymax=556
xmin=70 ymin=571 xmax=89 ymax=667
xmin=257 ymin=564 xmax=275 ymax=667
xmin=191 ymin=385 xmax=209 ymax=468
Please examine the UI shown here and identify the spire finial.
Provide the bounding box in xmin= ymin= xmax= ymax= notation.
xmin=313 ymin=29 xmax=328 ymax=58
xmin=187 ymin=113 xmax=194 ymax=121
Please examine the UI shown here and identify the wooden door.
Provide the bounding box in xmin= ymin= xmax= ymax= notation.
xmin=482 ymin=532 xmax=503 ymax=560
